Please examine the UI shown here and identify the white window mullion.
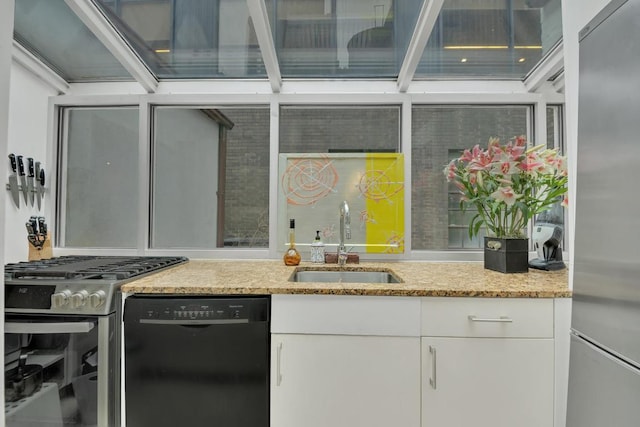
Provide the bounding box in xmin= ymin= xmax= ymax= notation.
xmin=268 ymin=96 xmax=280 ymax=258
xmin=139 ymin=99 xmax=151 ymax=255
xmin=401 ymin=96 xmax=412 ymax=258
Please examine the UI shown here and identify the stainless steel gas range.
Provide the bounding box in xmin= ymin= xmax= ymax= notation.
xmin=4 ymin=255 xmax=187 ymax=427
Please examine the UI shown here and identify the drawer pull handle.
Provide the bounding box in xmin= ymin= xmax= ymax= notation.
xmin=429 ymin=345 xmax=437 ymax=390
xmin=468 ymin=315 xmax=513 ymax=323
xmin=276 ymin=342 xmax=283 ymax=386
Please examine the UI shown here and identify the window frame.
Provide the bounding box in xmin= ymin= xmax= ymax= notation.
xmin=51 ymin=90 xmax=563 ymax=261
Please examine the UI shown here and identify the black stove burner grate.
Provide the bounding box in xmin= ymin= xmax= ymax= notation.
xmin=4 ymin=256 xmax=188 ymax=281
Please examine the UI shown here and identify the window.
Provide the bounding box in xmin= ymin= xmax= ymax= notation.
xmin=411 ymin=106 xmax=530 ymax=250
xmin=279 ymin=105 xmax=400 ymax=153
xmin=59 ymin=107 xmax=139 ymax=248
xmin=415 ymin=0 xmax=563 ymax=79
xmin=59 ymin=105 xmax=269 ymax=250
xmin=151 ymin=106 xmax=270 ymax=248
xmin=268 ymin=0 xmax=422 ymax=77
xmin=95 ymin=0 xmax=266 ymax=78
xmin=279 ymin=105 xmax=402 ymax=256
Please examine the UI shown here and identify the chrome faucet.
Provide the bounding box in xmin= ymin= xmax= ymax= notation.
xmin=338 ymin=200 xmax=351 ymax=266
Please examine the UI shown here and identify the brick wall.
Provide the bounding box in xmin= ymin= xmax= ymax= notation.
xmin=279 ymin=106 xmax=400 ymax=152
xmin=219 ymin=105 xmax=531 ymax=249
xmin=221 ymin=108 xmax=270 ymax=246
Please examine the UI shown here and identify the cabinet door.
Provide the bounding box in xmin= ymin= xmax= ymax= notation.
xmin=271 ymin=334 xmax=420 ymax=427
xmin=422 ymin=337 xmax=554 ymax=427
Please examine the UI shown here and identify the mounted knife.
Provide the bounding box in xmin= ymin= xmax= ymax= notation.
xmin=39 ymin=169 xmax=45 ymax=208
xmin=17 ymin=155 xmax=28 ymax=205
xmin=27 ymin=157 xmax=35 ymax=207
xmin=8 ymin=154 xmax=20 ymax=208
xmin=35 ymin=161 xmax=42 ymax=210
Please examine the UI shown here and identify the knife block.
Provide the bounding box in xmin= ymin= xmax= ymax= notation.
xmin=28 ymin=233 xmax=52 ymax=261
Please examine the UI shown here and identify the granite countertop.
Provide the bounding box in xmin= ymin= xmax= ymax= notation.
xmin=121 ymin=260 xmax=571 ymax=298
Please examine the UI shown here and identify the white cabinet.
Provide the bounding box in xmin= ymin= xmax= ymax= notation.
xmin=270 ymin=294 xmax=421 ymax=427
xmin=270 ymin=295 xmax=559 ymax=427
xmin=271 ymin=334 xmax=420 ymax=427
xmin=421 ymin=297 xmax=555 ymax=427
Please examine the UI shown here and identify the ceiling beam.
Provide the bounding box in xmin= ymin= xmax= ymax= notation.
xmin=12 ymin=41 xmax=69 ymax=94
xmin=64 ymin=0 xmax=158 ymax=93
xmin=397 ymin=0 xmax=444 ymax=93
xmin=246 ymin=0 xmax=282 ymax=93
xmin=524 ymin=41 xmax=564 ymax=93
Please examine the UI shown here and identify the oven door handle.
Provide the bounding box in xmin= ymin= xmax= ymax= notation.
xmin=5 ymin=321 xmax=95 ymax=334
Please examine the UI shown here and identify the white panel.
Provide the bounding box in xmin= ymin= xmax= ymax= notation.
xmin=555 ymin=297 xmax=572 ymax=427
xmin=271 ymin=294 xmax=420 ymax=336
xmin=271 ymin=334 xmax=420 ymax=427
xmin=422 ymin=337 xmax=554 ymax=427
xmin=421 ymin=297 xmax=554 ymax=338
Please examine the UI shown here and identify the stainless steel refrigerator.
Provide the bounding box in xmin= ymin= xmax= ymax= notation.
xmin=567 ymin=0 xmax=640 ymax=425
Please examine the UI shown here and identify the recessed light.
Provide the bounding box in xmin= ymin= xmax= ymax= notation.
xmin=518 ymin=57 xmax=526 ymax=63
xmin=155 ymin=49 xmax=171 ymax=54
xmin=461 ymin=58 xmax=468 ymax=63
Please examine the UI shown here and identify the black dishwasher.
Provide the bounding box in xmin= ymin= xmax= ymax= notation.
xmin=124 ymin=295 xmax=270 ymax=427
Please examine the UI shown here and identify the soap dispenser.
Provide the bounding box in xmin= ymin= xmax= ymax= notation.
xmin=310 ymin=230 xmax=325 ymax=264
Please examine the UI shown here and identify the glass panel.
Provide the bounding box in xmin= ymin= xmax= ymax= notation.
xmin=411 ymin=106 xmax=529 ymax=250
xmin=95 ymin=0 xmax=266 ymax=79
xmin=278 ymin=153 xmax=405 ymax=256
xmin=63 ymin=107 xmax=139 ymax=248
xmin=415 ymin=0 xmax=563 ymax=78
xmin=152 ymin=107 xmax=269 ymax=248
xmin=268 ymin=0 xmax=422 ymax=77
xmin=13 ymin=0 xmax=132 ymax=81
xmin=279 ymin=106 xmax=400 ymax=153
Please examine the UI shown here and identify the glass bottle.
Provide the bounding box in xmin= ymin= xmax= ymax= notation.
xmin=283 ymin=219 xmax=301 ymax=266
xmin=310 ymin=230 xmax=325 ymax=264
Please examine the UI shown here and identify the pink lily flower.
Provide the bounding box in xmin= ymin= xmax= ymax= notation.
xmin=491 ymin=186 xmax=520 ymax=206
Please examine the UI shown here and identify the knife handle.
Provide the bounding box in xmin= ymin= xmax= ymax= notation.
xmin=35 ymin=161 xmax=41 ymax=177
xmin=9 ymin=154 xmax=17 ymax=172
xmin=38 ymin=217 xmax=47 ymax=236
xmin=17 ymin=155 xmax=25 ymax=176
xmin=27 ymin=158 xmax=34 ymax=177
xmin=40 ymin=169 xmax=45 ymax=186
xmin=29 ymin=217 xmax=38 ymax=234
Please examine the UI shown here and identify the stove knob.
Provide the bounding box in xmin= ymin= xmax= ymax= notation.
xmin=89 ymin=290 xmax=107 ymax=308
xmin=51 ymin=290 xmax=72 ymax=308
xmin=70 ymin=290 xmax=90 ymax=309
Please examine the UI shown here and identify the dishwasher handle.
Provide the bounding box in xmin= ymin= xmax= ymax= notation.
xmin=139 ymin=318 xmax=250 ymax=325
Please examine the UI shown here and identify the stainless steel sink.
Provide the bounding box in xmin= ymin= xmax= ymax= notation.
xmin=289 ymin=269 xmax=403 ymax=284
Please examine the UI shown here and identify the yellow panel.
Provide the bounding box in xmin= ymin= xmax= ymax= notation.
xmin=363 ymin=154 xmax=404 ymax=253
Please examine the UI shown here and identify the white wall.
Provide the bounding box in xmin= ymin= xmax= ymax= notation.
xmin=4 ymin=61 xmax=59 ymax=263
xmin=562 ymin=0 xmax=611 ymax=288
xmin=0 ymin=0 xmax=15 ymax=419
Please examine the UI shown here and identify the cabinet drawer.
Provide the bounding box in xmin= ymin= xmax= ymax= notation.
xmin=421 ymin=297 xmax=554 ymax=338
xmin=272 ymin=294 xmax=420 ymax=336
